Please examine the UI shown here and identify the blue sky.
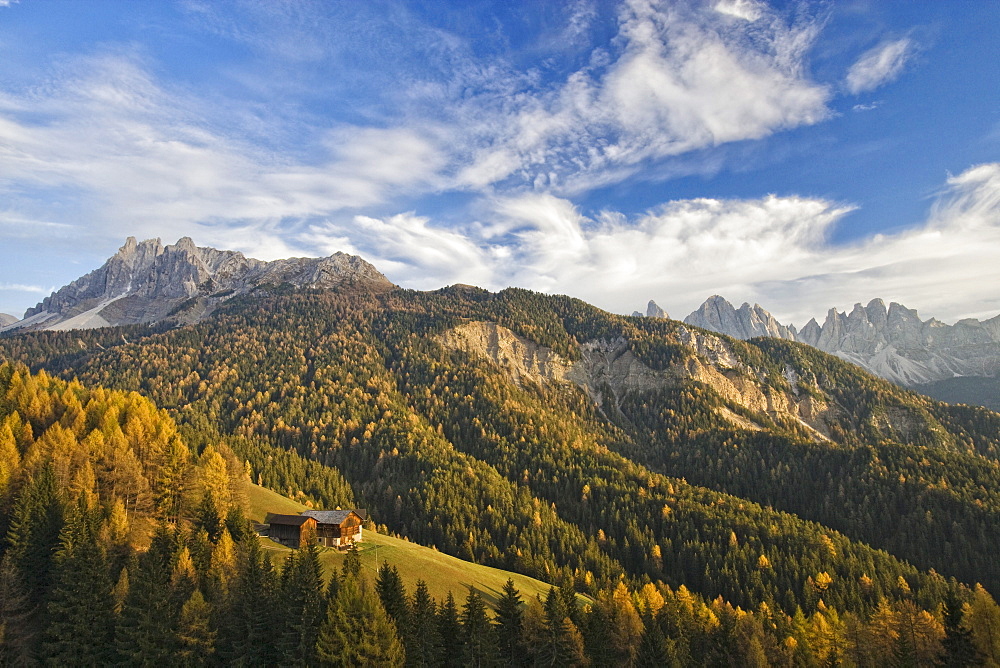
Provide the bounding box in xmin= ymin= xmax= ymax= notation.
xmin=1 ymin=0 xmax=998 ymax=327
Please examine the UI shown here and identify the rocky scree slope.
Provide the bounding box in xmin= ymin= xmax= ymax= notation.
xmin=3 ymin=236 xmax=394 ymax=332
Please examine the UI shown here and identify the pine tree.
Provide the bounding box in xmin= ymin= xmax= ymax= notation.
xmin=116 ymin=525 xmax=181 ymax=665
xmin=218 ymin=531 xmax=278 ymax=665
xmin=316 ymin=573 xmax=405 ymax=666
xmin=41 ymin=499 xmax=115 ymax=666
xmin=494 ymin=579 xmax=525 ymax=667
xmin=437 ymin=591 xmax=464 ymax=668
xmin=461 ymin=588 xmax=497 ymax=667
xmin=376 ymin=561 xmax=409 ymax=630
xmin=278 ymin=539 xmax=325 ymax=666
xmin=5 ymin=463 xmax=64 ymax=605
xmin=406 ymin=580 xmax=440 ymax=667
xmin=0 ymin=553 xmax=35 ymax=666
xmin=941 ymin=589 xmax=977 ymax=667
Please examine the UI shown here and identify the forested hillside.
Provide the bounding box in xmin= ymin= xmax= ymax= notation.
xmin=3 ymin=286 xmax=1000 ymax=664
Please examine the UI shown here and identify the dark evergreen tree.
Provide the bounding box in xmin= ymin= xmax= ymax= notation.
xmin=437 ymin=592 xmax=464 ymax=668
xmin=341 ymin=543 xmax=361 ymax=581
xmin=376 ymin=561 xmax=409 ymax=630
xmin=0 ymin=553 xmax=35 ymax=666
xmin=406 ymin=580 xmax=440 ymax=667
xmin=635 ymin=611 xmax=671 ymax=667
xmin=494 ymin=579 xmax=525 ymax=667
xmin=461 ymin=588 xmax=497 ymax=667
xmin=218 ymin=530 xmax=278 ymax=665
xmin=194 ymin=491 xmax=223 ymax=542
xmin=536 ymin=587 xmax=585 ymax=667
xmin=277 ymin=539 xmax=325 ymax=666
xmin=940 ymin=589 xmax=977 ymax=667
xmin=4 ymin=463 xmax=64 ymax=606
xmin=316 ymin=573 xmax=404 ymax=666
xmin=115 ymin=525 xmax=180 ymax=665
xmin=41 ymin=500 xmax=114 ymax=666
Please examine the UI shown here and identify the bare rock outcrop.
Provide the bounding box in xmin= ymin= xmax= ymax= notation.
xmin=683 ymin=295 xmax=1000 ymax=386
xmin=438 ymin=320 xmax=837 ymax=441
xmin=5 ymin=237 xmax=394 ymax=332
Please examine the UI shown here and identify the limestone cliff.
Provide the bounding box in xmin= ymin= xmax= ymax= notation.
xmin=438 ymin=320 xmax=838 ymax=441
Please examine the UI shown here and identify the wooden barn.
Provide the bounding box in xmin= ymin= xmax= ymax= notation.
xmin=301 ymin=509 xmax=365 ymax=549
xmin=265 ymin=514 xmax=317 ymax=548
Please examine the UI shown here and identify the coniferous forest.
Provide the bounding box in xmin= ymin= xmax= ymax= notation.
xmin=2 ymin=285 xmax=1000 ymax=665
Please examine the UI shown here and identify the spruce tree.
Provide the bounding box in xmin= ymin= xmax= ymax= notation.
xmin=941 ymin=589 xmax=977 ymax=667
xmin=494 ymin=579 xmax=525 ymax=667
xmin=376 ymin=561 xmax=409 ymax=630
xmin=42 ymin=500 xmax=115 ymax=666
xmin=316 ymin=573 xmax=405 ymax=666
xmin=437 ymin=591 xmax=464 ymax=668
xmin=407 ymin=580 xmax=440 ymax=667
xmin=218 ymin=530 xmax=278 ymax=665
xmin=5 ymin=463 xmax=64 ymax=605
xmin=461 ymin=588 xmax=497 ymax=667
xmin=278 ymin=539 xmax=325 ymax=666
xmin=116 ymin=525 xmax=180 ymax=665
xmin=0 ymin=553 xmax=35 ymax=666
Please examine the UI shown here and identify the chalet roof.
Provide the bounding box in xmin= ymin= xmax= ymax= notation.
xmin=266 ymin=514 xmax=315 ymax=526
xmin=301 ymin=509 xmax=362 ymax=525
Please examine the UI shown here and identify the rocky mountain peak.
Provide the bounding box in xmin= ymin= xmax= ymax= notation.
xmin=684 ymin=295 xmax=1000 ymax=386
xmin=683 ymin=295 xmax=795 ymax=341
xmin=6 ymin=237 xmax=394 ymax=332
xmin=646 ymin=300 xmax=668 ymax=318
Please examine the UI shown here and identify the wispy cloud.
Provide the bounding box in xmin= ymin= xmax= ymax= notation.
xmin=0 ymin=283 xmax=49 ymax=294
xmin=450 ymin=0 xmax=830 ymax=194
xmin=845 ymin=38 xmax=913 ymax=95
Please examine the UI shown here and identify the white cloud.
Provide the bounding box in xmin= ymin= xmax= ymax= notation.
xmin=299 ymin=212 xmax=493 ymax=290
xmin=450 ymin=0 xmax=830 ymax=193
xmin=845 ymin=38 xmax=913 ymax=95
xmin=0 ymin=54 xmax=449 ymax=260
xmin=713 ymin=0 xmax=765 ymax=22
xmin=336 ymin=164 xmax=1000 ymax=328
xmin=0 ymin=283 xmax=49 ymax=294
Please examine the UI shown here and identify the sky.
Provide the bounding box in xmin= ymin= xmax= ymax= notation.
xmin=1 ymin=0 xmax=998 ymax=328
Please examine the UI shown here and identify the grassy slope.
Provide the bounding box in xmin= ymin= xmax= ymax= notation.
xmin=248 ymin=483 xmax=557 ymax=608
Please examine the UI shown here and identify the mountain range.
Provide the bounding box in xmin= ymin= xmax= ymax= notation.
xmin=682 ymin=295 xmax=1000 ymax=390
xmin=1 ymin=236 xmax=393 ymax=332
xmin=2 ymin=237 xmax=1000 ymax=663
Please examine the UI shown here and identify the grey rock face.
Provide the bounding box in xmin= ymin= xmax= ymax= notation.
xmin=646 ymin=300 xmax=668 ymax=319
xmin=7 ymin=237 xmax=394 ymax=332
xmin=632 ymin=300 xmax=669 ymax=319
xmin=0 ymin=313 xmax=18 ymax=327
xmin=684 ymin=295 xmax=796 ymax=341
xmin=683 ymin=296 xmax=1000 ymax=386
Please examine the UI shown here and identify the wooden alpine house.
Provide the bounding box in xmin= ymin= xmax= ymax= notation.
xmin=265 ymin=514 xmax=317 ymax=548
xmin=301 ymin=510 xmax=365 ymax=549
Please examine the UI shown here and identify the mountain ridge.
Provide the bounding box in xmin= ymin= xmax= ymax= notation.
xmin=4 ymin=236 xmax=394 ymax=332
xmin=681 ymin=295 xmax=1000 ymax=386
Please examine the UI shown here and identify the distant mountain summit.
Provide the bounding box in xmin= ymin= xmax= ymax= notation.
xmin=631 ymin=299 xmax=669 ymax=319
xmin=4 ymin=237 xmax=394 ymax=332
xmin=684 ymin=295 xmax=796 ymax=341
xmin=683 ymin=295 xmax=1000 ymax=387
xmin=0 ymin=313 xmax=18 ymax=327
